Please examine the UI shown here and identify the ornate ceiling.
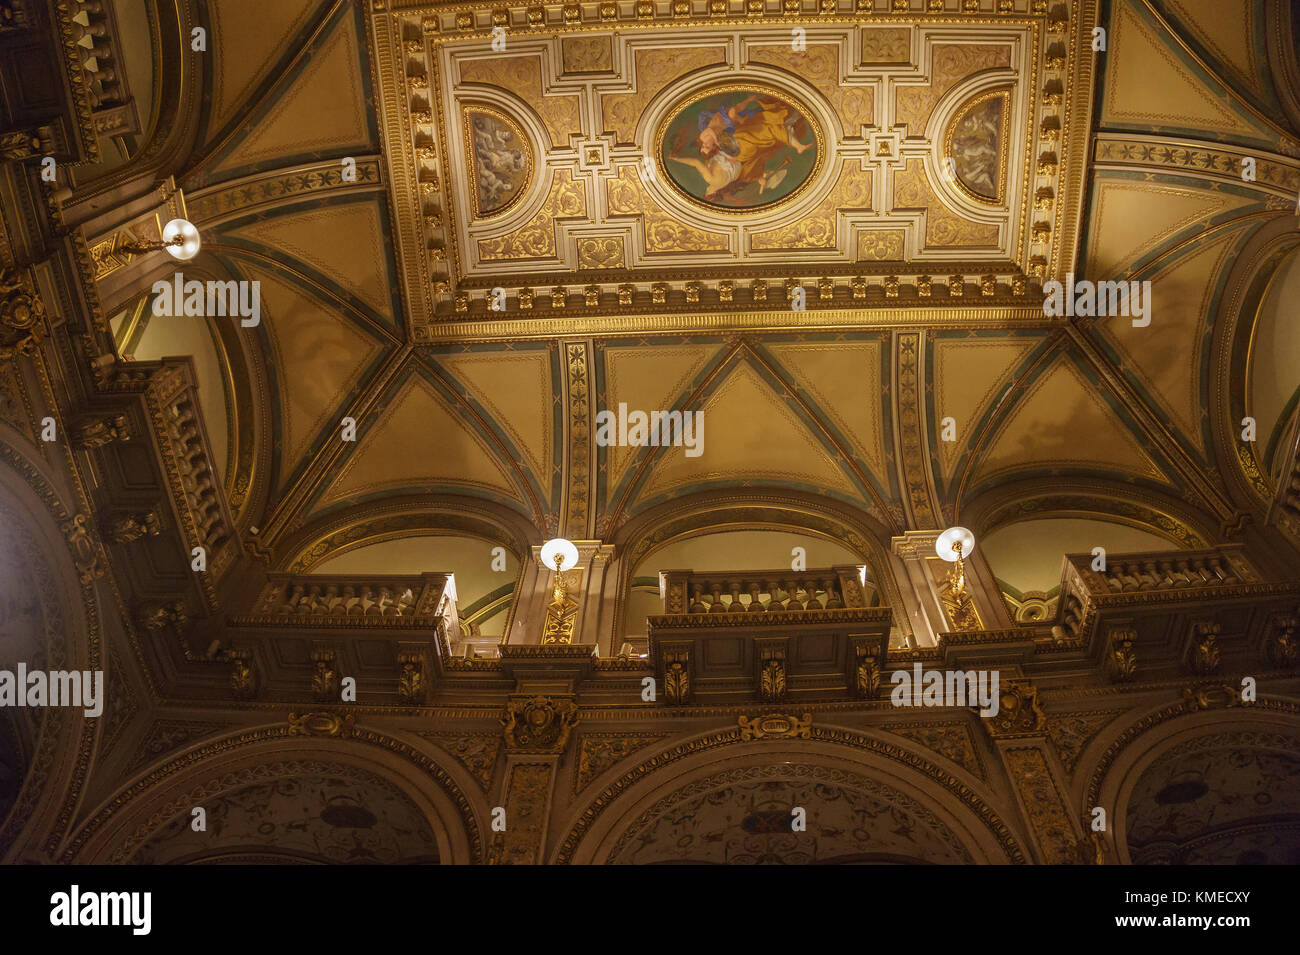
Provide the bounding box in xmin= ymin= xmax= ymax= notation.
xmin=71 ymin=0 xmax=1300 ymax=613
xmin=4 ymin=0 xmax=1300 ymax=877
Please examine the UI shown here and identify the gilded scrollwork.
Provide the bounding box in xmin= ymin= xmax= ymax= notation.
xmin=501 ymin=695 xmax=580 ymax=751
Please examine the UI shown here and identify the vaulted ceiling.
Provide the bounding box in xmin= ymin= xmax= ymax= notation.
xmin=94 ymin=0 xmax=1300 ymax=611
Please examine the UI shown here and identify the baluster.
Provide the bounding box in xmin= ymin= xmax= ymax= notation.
xmin=380 ymin=586 xmax=400 ymax=617
xmin=708 ymin=580 xmax=725 ymax=612
xmin=747 ymin=581 xmax=764 ymax=612
xmin=784 ymin=579 xmax=802 ymax=610
xmin=823 ymin=576 xmax=842 ymax=609
xmin=280 ymin=584 xmax=304 ymax=614
xmin=689 ymin=583 xmax=707 ymax=614
xmin=726 ymin=580 xmax=742 ymax=612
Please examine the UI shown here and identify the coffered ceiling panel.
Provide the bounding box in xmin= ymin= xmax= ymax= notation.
xmin=373 ymin=1 xmax=1096 ymax=337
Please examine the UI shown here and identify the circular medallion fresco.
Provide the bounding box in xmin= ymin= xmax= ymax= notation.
xmin=656 ymin=85 xmax=822 ymax=213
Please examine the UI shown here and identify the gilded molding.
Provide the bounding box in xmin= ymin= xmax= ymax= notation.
xmin=896 ymin=332 xmax=940 ymax=527
xmin=737 ymin=711 xmax=810 ymax=740
xmin=1003 ymin=745 xmax=1083 ymax=864
xmin=563 ymin=341 xmax=591 ymax=538
xmin=502 ymin=695 xmax=580 ymax=751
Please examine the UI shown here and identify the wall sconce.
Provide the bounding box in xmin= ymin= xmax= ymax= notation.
xmin=936 ymin=526 xmax=980 ymax=632
xmin=120 ymin=218 xmax=202 ymax=261
xmin=539 ymin=537 xmax=580 ymax=645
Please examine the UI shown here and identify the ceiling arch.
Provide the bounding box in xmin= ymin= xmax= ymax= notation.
xmin=961 ymin=477 xmax=1220 ymax=551
xmin=1249 ymin=248 xmax=1300 ymax=473
xmin=271 ymin=495 xmax=539 ymax=577
xmin=555 ymin=731 xmax=1022 ymax=864
xmin=65 ymin=730 xmax=485 ymax=864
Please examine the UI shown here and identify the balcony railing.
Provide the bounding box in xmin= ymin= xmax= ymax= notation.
xmin=1056 ymin=545 xmax=1287 ymax=641
xmin=94 ymin=357 xmax=241 ymax=585
xmin=657 ymin=565 xmax=873 ymax=619
xmin=232 ymin=573 xmax=459 ymax=631
xmin=647 ymin=566 xmax=890 ymax=704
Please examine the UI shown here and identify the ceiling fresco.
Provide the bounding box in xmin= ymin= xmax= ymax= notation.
xmin=376 ymin=6 xmax=1094 ymax=336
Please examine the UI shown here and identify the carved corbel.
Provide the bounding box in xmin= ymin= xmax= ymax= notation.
xmin=73 ymin=413 xmax=131 ymax=449
xmin=758 ymin=645 xmax=787 ymax=702
xmin=0 ymin=265 xmax=46 ymax=361
xmin=663 ymin=647 xmax=690 ymax=705
xmin=1104 ymin=627 xmax=1137 ymax=683
xmin=60 ymin=513 xmax=103 ymax=584
xmin=396 ymin=650 xmax=427 ymax=703
xmin=229 ymin=649 xmax=257 ymax=700
xmin=854 ymin=646 xmax=881 ymax=699
xmin=104 ymin=509 xmax=162 ymax=543
xmin=311 ymin=649 xmax=341 ymax=702
xmin=1264 ymin=611 xmax=1298 ymax=669
xmin=1188 ymin=620 xmax=1221 ymax=675
xmin=501 ymin=695 xmax=579 ymax=751
xmin=984 ymin=681 xmax=1046 ymax=739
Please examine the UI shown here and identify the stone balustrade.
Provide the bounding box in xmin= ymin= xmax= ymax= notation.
xmin=658 ymin=565 xmax=871 ymax=617
xmin=237 ymin=573 xmax=458 ymax=630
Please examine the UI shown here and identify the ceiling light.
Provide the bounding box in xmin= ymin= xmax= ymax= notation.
xmin=120 ymin=218 xmax=202 ymax=261
xmin=162 ymin=218 xmax=201 ymax=260
xmin=935 ymin=526 xmax=975 ymax=562
xmin=540 ymin=537 xmax=579 ymax=573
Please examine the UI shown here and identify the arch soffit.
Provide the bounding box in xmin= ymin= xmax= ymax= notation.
xmin=554 ymin=724 xmax=1026 ymax=865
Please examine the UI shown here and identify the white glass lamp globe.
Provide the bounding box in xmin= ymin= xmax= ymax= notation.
xmin=935 ymin=526 xmax=975 ymax=562
xmin=162 ymin=218 xmax=201 ymax=260
xmin=540 ymin=537 xmax=579 ymax=572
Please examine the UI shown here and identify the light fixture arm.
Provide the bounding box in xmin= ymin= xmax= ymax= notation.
xmin=119 ymin=233 xmax=186 ymax=255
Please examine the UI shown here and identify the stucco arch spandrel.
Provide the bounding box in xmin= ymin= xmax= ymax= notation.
xmin=64 ymin=727 xmax=485 ymax=865
xmin=553 ymin=726 xmax=1026 ymax=864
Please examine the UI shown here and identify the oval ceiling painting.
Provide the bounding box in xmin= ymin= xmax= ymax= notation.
xmin=656 ymin=85 xmax=823 ymax=213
